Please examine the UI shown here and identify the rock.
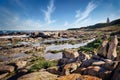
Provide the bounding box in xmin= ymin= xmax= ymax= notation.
xmin=57 ymin=74 xmax=102 ymax=80
xmin=62 ymin=62 xmax=81 ymax=75
xmin=0 ymin=73 xmax=8 ymax=79
xmin=101 ymin=61 xmax=114 ymax=70
xmin=77 ymin=52 xmax=90 ymax=61
xmin=97 ymin=36 xmax=109 ymax=58
xmin=17 ymin=71 xmax=57 ymax=80
xmin=0 ymin=65 xmax=14 ymax=73
xmin=99 ymin=70 xmax=112 ymax=80
xmin=62 ymin=49 xmax=79 ymax=59
xmin=84 ymin=66 xmax=101 ymax=76
xmin=46 ymin=66 xmax=59 ymax=74
xmin=92 ymin=61 xmax=105 ymax=66
xmin=111 ymin=62 xmax=120 ymax=80
xmin=15 ymin=61 xmax=27 ymax=69
xmin=107 ymin=35 xmax=118 ymax=60
xmin=73 ymin=67 xmax=87 ymax=74
xmin=81 ymin=59 xmax=96 ymax=67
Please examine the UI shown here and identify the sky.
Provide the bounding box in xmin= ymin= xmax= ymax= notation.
xmin=0 ymin=0 xmax=120 ymax=30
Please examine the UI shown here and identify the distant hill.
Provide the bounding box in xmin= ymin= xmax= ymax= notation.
xmin=68 ymin=18 xmax=120 ymax=30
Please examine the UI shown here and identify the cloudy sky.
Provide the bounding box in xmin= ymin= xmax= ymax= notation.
xmin=0 ymin=0 xmax=120 ymax=30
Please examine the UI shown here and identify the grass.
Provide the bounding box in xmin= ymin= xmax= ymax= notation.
xmin=79 ymin=38 xmax=102 ymax=52
xmin=28 ymin=57 xmax=57 ymax=72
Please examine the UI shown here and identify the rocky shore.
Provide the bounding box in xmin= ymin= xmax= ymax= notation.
xmin=0 ymin=30 xmax=120 ymax=80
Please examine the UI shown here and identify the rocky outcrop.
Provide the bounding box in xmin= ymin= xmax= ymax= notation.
xmin=107 ymin=35 xmax=118 ymax=60
xmin=17 ymin=71 xmax=57 ymax=80
xmin=97 ymin=35 xmax=118 ymax=60
xmin=97 ymin=35 xmax=109 ymax=58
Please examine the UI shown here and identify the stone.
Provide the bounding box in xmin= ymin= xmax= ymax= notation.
xmin=17 ymin=71 xmax=57 ymax=80
xmin=46 ymin=66 xmax=59 ymax=74
xmin=0 ymin=73 xmax=8 ymax=79
xmin=84 ymin=66 xmax=101 ymax=76
xmin=15 ymin=61 xmax=27 ymax=69
xmin=92 ymin=61 xmax=105 ymax=66
xmin=99 ymin=70 xmax=112 ymax=80
xmin=0 ymin=65 xmax=14 ymax=73
xmin=77 ymin=52 xmax=90 ymax=61
xmin=107 ymin=35 xmax=118 ymax=60
xmin=62 ymin=49 xmax=79 ymax=59
xmin=62 ymin=62 xmax=81 ymax=75
xmin=97 ymin=36 xmax=108 ymax=58
xmin=73 ymin=67 xmax=87 ymax=74
xmin=81 ymin=59 xmax=96 ymax=67
xmin=57 ymin=74 xmax=102 ymax=80
xmin=111 ymin=62 xmax=120 ymax=80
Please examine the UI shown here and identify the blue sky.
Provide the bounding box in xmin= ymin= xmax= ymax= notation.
xmin=0 ymin=0 xmax=120 ymax=30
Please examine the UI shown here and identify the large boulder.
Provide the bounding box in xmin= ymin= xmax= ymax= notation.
xmin=62 ymin=49 xmax=79 ymax=59
xmin=17 ymin=71 xmax=57 ymax=80
xmin=57 ymin=74 xmax=102 ymax=80
xmin=0 ymin=65 xmax=14 ymax=73
xmin=107 ymin=35 xmax=118 ymax=60
xmin=97 ymin=36 xmax=109 ymax=58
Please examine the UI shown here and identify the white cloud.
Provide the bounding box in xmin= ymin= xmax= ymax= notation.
xmin=42 ymin=0 xmax=55 ymax=24
xmin=75 ymin=1 xmax=97 ymax=24
xmin=66 ymin=1 xmax=98 ymax=28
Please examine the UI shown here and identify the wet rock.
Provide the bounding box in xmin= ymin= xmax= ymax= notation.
xmin=107 ymin=35 xmax=118 ymax=60
xmin=57 ymin=74 xmax=102 ymax=80
xmin=0 ymin=65 xmax=14 ymax=73
xmin=17 ymin=71 xmax=57 ymax=80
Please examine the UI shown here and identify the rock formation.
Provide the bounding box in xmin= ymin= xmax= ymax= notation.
xmin=97 ymin=35 xmax=118 ymax=60
xmin=107 ymin=35 xmax=118 ymax=60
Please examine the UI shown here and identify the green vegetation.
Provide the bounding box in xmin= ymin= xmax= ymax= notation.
xmin=28 ymin=57 xmax=57 ymax=72
xmin=79 ymin=38 xmax=102 ymax=52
